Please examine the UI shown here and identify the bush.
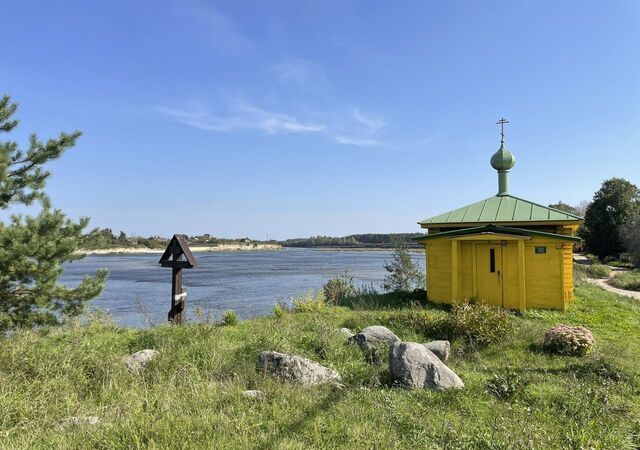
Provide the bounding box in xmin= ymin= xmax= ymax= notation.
xmin=272 ymin=302 xmax=287 ymax=318
xmin=383 ymin=244 xmax=425 ymax=292
xmin=322 ymin=272 xmax=355 ymax=305
xmin=542 ymin=324 xmax=596 ymax=356
xmin=220 ymin=310 xmax=239 ymax=326
xmin=292 ymin=291 xmax=326 ymax=313
xmin=486 ymin=366 xmax=528 ymax=400
xmin=609 ymin=271 xmax=640 ymax=291
xmin=574 ymin=263 xmax=611 ymax=279
xmin=435 ymin=301 xmax=516 ymax=348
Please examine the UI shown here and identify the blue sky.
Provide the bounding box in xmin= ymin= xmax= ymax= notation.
xmin=1 ymin=1 xmax=639 ymax=239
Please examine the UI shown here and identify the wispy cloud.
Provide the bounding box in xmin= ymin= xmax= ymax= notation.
xmin=180 ymin=1 xmax=253 ymax=53
xmin=158 ymin=99 xmax=385 ymax=147
xmin=158 ymin=100 xmax=324 ymax=135
xmin=270 ymin=58 xmax=325 ymax=85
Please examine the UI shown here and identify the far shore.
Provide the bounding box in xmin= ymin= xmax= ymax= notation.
xmin=312 ymin=246 xmax=424 ymax=253
xmin=76 ymin=243 xmax=282 ymax=256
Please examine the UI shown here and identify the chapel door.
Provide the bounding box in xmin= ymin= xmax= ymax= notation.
xmin=476 ymin=244 xmax=503 ymax=306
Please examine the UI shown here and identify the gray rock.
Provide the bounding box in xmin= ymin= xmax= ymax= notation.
xmin=339 ymin=327 xmax=355 ymax=338
xmin=389 ymin=342 xmax=464 ymax=391
xmin=242 ymin=389 xmax=264 ymax=399
xmin=59 ymin=416 xmax=100 ymax=427
xmin=350 ymin=325 xmax=400 ymax=351
xmin=258 ymin=351 xmax=342 ymax=386
xmin=423 ymin=340 xmax=451 ymax=362
xmin=123 ymin=349 xmax=160 ymax=372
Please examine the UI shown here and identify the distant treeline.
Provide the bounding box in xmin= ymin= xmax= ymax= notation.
xmin=79 ymin=229 xmax=273 ymax=250
xmin=281 ymin=233 xmax=423 ymax=248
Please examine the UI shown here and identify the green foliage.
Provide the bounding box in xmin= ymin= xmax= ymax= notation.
xmin=435 ymin=301 xmax=516 ymax=348
xmin=382 ymin=244 xmax=425 ymax=292
xmin=621 ymin=213 xmax=640 ymax=266
xmin=220 ymin=310 xmax=239 ymax=326
xmin=609 ymin=270 xmax=640 ymax=291
xmin=272 ymin=302 xmax=286 ymax=318
xmin=548 ymin=201 xmax=582 ymax=217
xmin=291 ymin=291 xmax=326 ymax=313
xmin=486 ymin=366 xmax=529 ymax=400
xmin=322 ymin=271 xmax=355 ymax=305
xmin=574 ymin=263 xmax=611 ymax=279
xmin=282 ymin=233 xmax=422 ymax=248
xmin=0 ymin=95 xmax=107 ymax=330
xmin=583 ymin=178 xmax=640 ymax=260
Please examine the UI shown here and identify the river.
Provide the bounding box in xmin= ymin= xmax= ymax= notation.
xmin=61 ymin=248 xmax=424 ymax=327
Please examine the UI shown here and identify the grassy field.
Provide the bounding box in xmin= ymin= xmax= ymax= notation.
xmin=609 ymin=270 xmax=640 ymax=292
xmin=1 ymin=282 xmax=639 ymax=449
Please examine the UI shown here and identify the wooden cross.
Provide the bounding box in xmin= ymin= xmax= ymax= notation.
xmin=159 ymin=234 xmax=197 ymax=324
xmin=496 ymin=117 xmax=509 ymax=143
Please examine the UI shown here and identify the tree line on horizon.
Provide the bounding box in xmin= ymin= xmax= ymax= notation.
xmin=281 ymin=233 xmax=423 ymax=248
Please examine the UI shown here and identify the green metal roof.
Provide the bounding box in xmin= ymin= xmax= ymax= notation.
xmin=418 ymin=194 xmax=582 ymax=226
xmin=413 ymin=224 xmax=581 ymax=242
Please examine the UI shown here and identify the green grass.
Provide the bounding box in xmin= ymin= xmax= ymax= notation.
xmin=1 ymin=283 xmax=640 ymax=449
xmin=574 ymin=263 xmax=612 ymax=279
xmin=609 ymin=270 xmax=640 ymax=292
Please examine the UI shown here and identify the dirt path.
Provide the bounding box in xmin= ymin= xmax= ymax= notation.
xmin=585 ymin=277 xmax=640 ymax=300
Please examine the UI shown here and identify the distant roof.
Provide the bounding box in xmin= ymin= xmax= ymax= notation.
xmin=418 ymin=194 xmax=582 ymax=227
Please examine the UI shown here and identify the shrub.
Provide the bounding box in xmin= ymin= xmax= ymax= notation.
xmin=574 ymin=263 xmax=611 ymax=279
xmin=542 ymin=324 xmax=596 ymax=356
xmin=435 ymin=301 xmax=516 ymax=348
xmin=486 ymin=366 xmax=528 ymax=400
xmin=272 ymin=302 xmax=286 ymax=318
xmin=322 ymin=271 xmax=355 ymax=305
xmin=292 ymin=291 xmax=326 ymax=313
xmin=383 ymin=244 xmax=425 ymax=292
xmin=220 ymin=310 xmax=239 ymax=326
xmin=609 ymin=271 xmax=640 ymax=291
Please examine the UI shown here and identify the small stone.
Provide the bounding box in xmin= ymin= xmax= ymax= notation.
xmin=123 ymin=349 xmax=160 ymax=372
xmin=389 ymin=342 xmax=464 ymax=390
xmin=258 ymin=351 xmax=342 ymax=386
xmin=349 ymin=325 xmax=400 ymax=351
xmin=338 ymin=327 xmax=355 ymax=338
xmin=59 ymin=416 xmax=100 ymax=427
xmin=423 ymin=340 xmax=451 ymax=361
xmin=242 ymin=389 xmax=263 ymax=399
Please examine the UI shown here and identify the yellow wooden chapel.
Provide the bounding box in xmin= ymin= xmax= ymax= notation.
xmin=415 ymin=122 xmax=582 ymax=311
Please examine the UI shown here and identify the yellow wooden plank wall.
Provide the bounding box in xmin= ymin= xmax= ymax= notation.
xmin=426 ymin=241 xmax=452 ymax=302
xmin=524 ymin=237 xmax=563 ymax=310
xmin=563 ymin=243 xmax=574 ymax=302
xmin=502 ymin=242 xmax=521 ymax=309
xmin=460 ymin=242 xmax=473 ymax=299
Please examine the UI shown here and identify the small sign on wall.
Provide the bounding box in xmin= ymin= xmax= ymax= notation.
xmin=535 ymin=246 xmax=547 ymax=254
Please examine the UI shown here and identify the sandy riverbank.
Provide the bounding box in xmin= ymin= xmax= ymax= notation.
xmin=76 ymin=243 xmax=282 ymax=256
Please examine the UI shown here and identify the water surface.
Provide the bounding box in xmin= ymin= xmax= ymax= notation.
xmin=61 ymin=248 xmax=423 ymax=327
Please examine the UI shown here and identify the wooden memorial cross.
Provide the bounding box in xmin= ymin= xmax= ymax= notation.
xmin=159 ymin=234 xmax=197 ymax=324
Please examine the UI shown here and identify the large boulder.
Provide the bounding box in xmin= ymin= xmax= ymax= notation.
xmin=123 ymin=349 xmax=160 ymax=372
xmin=258 ymin=351 xmax=342 ymax=386
xmin=542 ymin=325 xmax=595 ymax=356
xmin=423 ymin=340 xmax=450 ymax=362
xmin=389 ymin=342 xmax=464 ymax=391
xmin=349 ymin=325 xmax=400 ymax=351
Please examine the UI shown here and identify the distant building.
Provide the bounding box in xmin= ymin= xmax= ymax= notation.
xmin=415 ymin=125 xmax=582 ymax=311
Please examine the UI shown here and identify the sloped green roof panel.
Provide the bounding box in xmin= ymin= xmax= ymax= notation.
xmin=413 ymin=224 xmax=581 ymax=242
xmin=419 ymin=195 xmax=582 ymax=226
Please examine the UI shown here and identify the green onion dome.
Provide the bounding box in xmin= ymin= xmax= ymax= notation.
xmin=490 ymin=143 xmax=516 ymax=171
